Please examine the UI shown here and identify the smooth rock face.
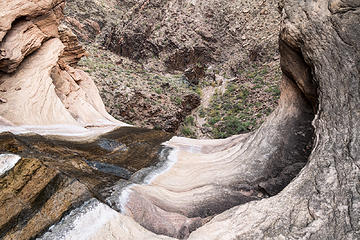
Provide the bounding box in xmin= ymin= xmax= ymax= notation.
xmin=0 ymin=0 xmax=121 ymax=128
xmin=0 ymin=38 xmax=78 ymax=125
xmin=187 ymin=1 xmax=360 ymax=239
xmin=116 ymin=74 xmax=314 ymax=238
xmin=39 ymin=199 xmax=172 ymax=240
xmin=0 ymin=35 xmax=120 ymax=126
xmin=0 ymin=0 xmax=359 ymax=240
xmin=0 ymin=74 xmax=315 ymax=239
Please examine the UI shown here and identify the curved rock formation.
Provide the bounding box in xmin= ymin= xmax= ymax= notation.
xmin=0 ymin=0 xmax=64 ymax=72
xmin=0 ymin=0 xmax=359 ymax=239
xmin=187 ymin=1 xmax=360 ymax=239
xmin=0 ymin=0 xmax=123 ymax=129
xmin=115 ymin=74 xmax=314 ymax=238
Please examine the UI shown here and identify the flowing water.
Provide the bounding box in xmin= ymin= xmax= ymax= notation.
xmin=0 ymin=126 xmax=174 ymax=240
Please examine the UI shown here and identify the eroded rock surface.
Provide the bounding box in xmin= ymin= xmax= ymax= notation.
xmin=0 ymin=128 xmax=171 ymax=240
xmin=187 ymin=1 xmax=360 ymax=239
xmin=64 ymin=0 xmax=282 ymax=136
xmin=0 ymin=0 xmax=64 ymax=72
xmin=0 ymin=0 xmax=121 ymax=127
xmin=0 ymin=0 xmax=359 ymax=240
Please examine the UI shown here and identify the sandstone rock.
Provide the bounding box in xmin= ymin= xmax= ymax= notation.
xmin=40 ymin=199 xmax=173 ymax=240
xmin=0 ymin=38 xmax=77 ymax=125
xmin=116 ymin=74 xmax=314 ymax=237
xmin=0 ymin=116 xmax=13 ymax=126
xmin=187 ymin=1 xmax=360 ymax=239
xmin=0 ymin=0 xmax=64 ymax=73
xmin=0 ymin=0 xmax=122 ymax=127
xmin=51 ymin=62 xmax=119 ymax=126
xmin=0 ymin=0 xmax=359 ymax=240
xmin=58 ymin=24 xmax=87 ymax=66
xmin=0 ymin=36 xmax=119 ymax=127
xmin=0 ymin=0 xmax=65 ymax=42
xmin=0 ymin=20 xmax=50 ymax=73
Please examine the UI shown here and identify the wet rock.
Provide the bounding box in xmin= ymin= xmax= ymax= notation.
xmin=0 ymin=127 xmax=172 ymax=239
xmin=0 ymin=155 xmax=91 ymax=240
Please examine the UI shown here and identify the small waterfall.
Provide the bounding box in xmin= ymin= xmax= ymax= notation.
xmin=0 ymin=153 xmax=21 ymax=176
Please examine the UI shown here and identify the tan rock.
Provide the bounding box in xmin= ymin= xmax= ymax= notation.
xmin=0 ymin=3 xmax=64 ymax=73
xmin=0 ymin=0 xmax=64 ymax=42
xmin=0 ymin=37 xmax=121 ymax=127
xmin=0 ymin=116 xmax=13 ymax=126
xmin=58 ymin=24 xmax=87 ymax=66
xmin=51 ymin=63 xmax=119 ymax=126
xmin=0 ymin=38 xmax=78 ymax=125
xmin=0 ymin=20 xmax=47 ymax=73
xmin=0 ymin=156 xmax=92 ymax=240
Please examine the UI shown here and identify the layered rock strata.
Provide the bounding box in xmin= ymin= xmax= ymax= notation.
xmin=0 ymin=0 xmax=122 ymax=128
xmin=0 ymin=128 xmax=171 ymax=240
xmin=0 ymin=0 xmax=359 ymax=239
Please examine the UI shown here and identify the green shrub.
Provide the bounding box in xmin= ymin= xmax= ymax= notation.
xmin=155 ymin=88 xmax=162 ymax=94
xmin=208 ymin=116 xmax=221 ymax=125
xmin=181 ymin=126 xmax=195 ymax=138
xmin=212 ymin=116 xmax=251 ymax=139
xmin=184 ymin=116 xmax=195 ymax=126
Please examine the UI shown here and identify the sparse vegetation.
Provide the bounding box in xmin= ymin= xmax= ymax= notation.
xmin=182 ymin=63 xmax=281 ymax=139
xmin=184 ymin=116 xmax=195 ymax=126
xmin=77 ymin=37 xmax=280 ymax=139
xmin=78 ymin=44 xmax=202 ymax=132
xmin=181 ymin=126 xmax=196 ymax=138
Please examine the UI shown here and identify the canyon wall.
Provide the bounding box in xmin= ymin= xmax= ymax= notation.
xmin=62 ymin=0 xmax=282 ymax=136
xmin=0 ymin=0 xmax=121 ymax=129
xmin=0 ymin=0 xmax=359 ymax=240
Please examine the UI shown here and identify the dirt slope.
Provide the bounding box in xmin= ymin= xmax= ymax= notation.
xmin=64 ymin=0 xmax=281 ymax=138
